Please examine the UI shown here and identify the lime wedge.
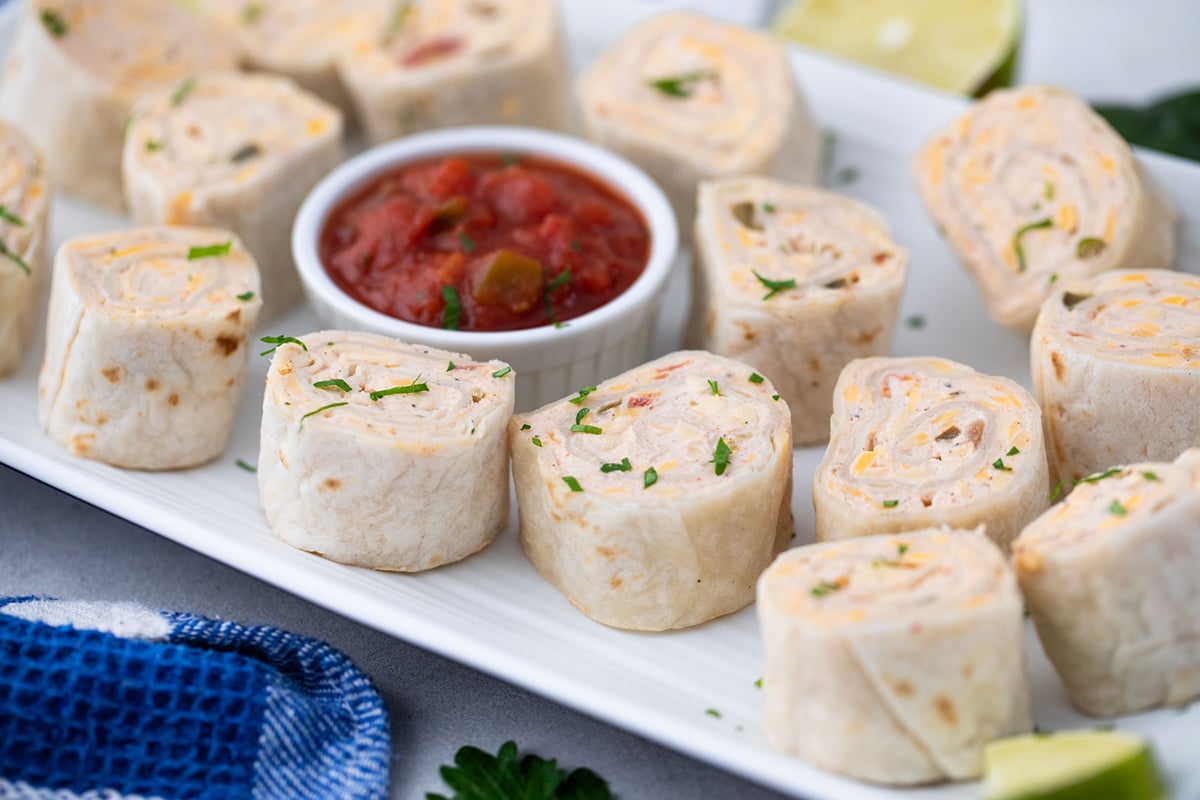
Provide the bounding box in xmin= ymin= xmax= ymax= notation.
xmin=984 ymin=730 xmax=1168 ymax=800
xmin=772 ymin=0 xmax=1022 ymax=96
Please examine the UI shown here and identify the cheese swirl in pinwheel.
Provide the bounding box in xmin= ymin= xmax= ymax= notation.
xmin=688 ymin=176 xmax=908 ymax=444
xmin=338 ymin=0 xmax=570 ymax=145
xmin=814 ymin=357 xmax=1050 ymax=551
xmin=510 ymin=351 xmax=793 ymax=631
xmin=38 ymin=227 xmax=262 ymax=469
xmin=0 ymin=0 xmax=235 ymax=209
xmin=913 ymin=85 xmax=1176 ymax=331
xmin=1033 ymin=268 xmax=1200 ymax=485
xmin=259 ymin=331 xmax=514 ymax=572
xmin=577 ymin=12 xmax=819 ymax=225
xmin=1015 ymin=449 xmax=1200 ymax=716
xmin=123 ymin=73 xmax=344 ymax=318
xmin=0 ymin=123 xmax=49 ymax=377
xmin=758 ymin=527 xmax=1031 ymax=785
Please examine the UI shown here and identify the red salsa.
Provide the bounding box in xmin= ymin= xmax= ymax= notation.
xmin=320 ymin=153 xmax=651 ymax=332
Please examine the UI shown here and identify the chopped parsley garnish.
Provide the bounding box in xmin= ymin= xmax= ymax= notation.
xmin=646 ymin=69 xmax=716 ymax=99
xmin=570 ymin=424 xmax=603 ymax=435
xmin=427 ymin=740 xmax=611 ymax=800
xmin=600 ymin=458 xmax=632 ymax=473
xmin=171 ymin=79 xmax=195 ymax=107
xmin=1012 ymin=218 xmax=1053 ymax=272
xmin=236 ymin=291 xmax=255 ymax=301
xmin=1109 ymin=499 xmax=1128 ymax=516
xmin=993 ymin=458 xmax=1013 ymax=471
xmin=707 ymin=379 xmax=719 ymax=395
xmin=235 ymin=459 xmax=256 ymax=473
xmin=492 ymin=366 xmax=512 ymax=379
xmin=752 ymin=270 xmax=797 ymax=300
xmin=1076 ymin=237 xmax=1107 ymax=259
xmin=457 ymin=232 xmax=477 ymax=252
xmin=0 ymin=241 xmax=31 ymax=276
xmin=643 ymin=466 xmax=658 ymax=489
xmin=574 ymin=408 xmax=589 ymax=425
xmin=754 ymin=677 xmax=762 ymax=688
xmin=1007 ymin=446 xmax=1020 ymax=456
xmin=882 ymin=499 xmax=899 ymax=508
xmin=762 ymin=203 xmax=776 ymax=214
xmin=562 ymin=476 xmax=583 ymax=492
xmin=0 ymin=206 xmax=25 ymax=227
xmin=1142 ymin=471 xmax=1160 ymax=481
xmin=704 ymin=708 xmax=722 ymax=719
xmin=748 ymin=373 xmax=764 ymax=384
xmin=314 ymin=379 xmax=352 ymax=393
xmin=442 ymin=284 xmax=461 ymax=330
xmin=1044 ymin=181 xmax=1055 ymax=200
xmin=771 ymin=394 xmax=780 ymax=401
xmin=231 ymin=143 xmax=262 ymax=163
xmin=1050 ymin=481 xmax=1064 ymax=502
xmin=187 ymin=240 xmax=232 ymax=260
xmin=300 ymin=401 xmax=348 ymax=423
xmin=810 ymin=581 xmax=842 ymax=598
xmin=711 ymin=437 xmax=731 ymax=476
xmin=40 ymin=9 xmax=67 ymax=38
xmin=531 ymin=437 xmax=542 ymax=447
xmin=1074 ymin=467 xmax=1122 ymax=486
xmin=446 ymin=361 xmax=456 ymax=371
xmin=242 ymin=2 xmax=264 ymax=23
xmin=1049 ymin=273 xmax=1059 ymax=284
xmin=370 ymin=380 xmax=429 ymax=400
xmin=546 ymin=267 xmax=571 ymax=291
xmin=259 ymin=335 xmax=307 ymax=356
xmin=906 ymin=315 xmax=926 ymax=330
xmin=145 ymin=139 xmax=164 ymax=152
xmin=835 ymin=166 xmax=860 ymax=185
xmin=568 ymin=386 xmax=597 ymax=405
xmin=520 ymin=423 xmax=531 ymax=431
xmin=898 ymin=543 xmax=909 ymax=557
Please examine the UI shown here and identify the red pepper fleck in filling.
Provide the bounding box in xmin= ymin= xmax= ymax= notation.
xmin=320 ymin=153 xmax=651 ymax=332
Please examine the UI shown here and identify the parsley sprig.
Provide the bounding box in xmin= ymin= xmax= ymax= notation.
xmin=646 ymin=69 xmax=716 ymax=99
xmin=752 ymin=270 xmax=797 ymax=300
xmin=427 ymin=740 xmax=610 ymax=800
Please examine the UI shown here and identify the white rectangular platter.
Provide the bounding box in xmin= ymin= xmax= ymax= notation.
xmin=1 ymin=3 xmax=1198 ymax=798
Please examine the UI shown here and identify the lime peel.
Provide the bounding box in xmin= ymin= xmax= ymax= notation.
xmin=983 ymin=730 xmax=1168 ymax=800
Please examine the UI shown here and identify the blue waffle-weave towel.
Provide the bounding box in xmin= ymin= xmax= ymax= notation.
xmin=0 ymin=597 xmax=390 ymax=800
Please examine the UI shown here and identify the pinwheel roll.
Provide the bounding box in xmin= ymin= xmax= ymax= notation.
xmin=37 ymin=228 xmax=262 ymax=469
xmin=577 ymin=12 xmax=819 ymax=225
xmin=758 ymin=527 xmax=1031 ymax=784
xmin=123 ymin=73 xmax=344 ymax=318
xmin=509 ymin=351 xmax=793 ymax=631
xmin=0 ymin=0 xmax=235 ymax=209
xmin=1032 ymin=269 xmax=1200 ymax=485
xmin=339 ymin=0 xmax=571 ymax=145
xmin=259 ymin=331 xmax=514 ymax=572
xmin=814 ymin=357 xmax=1050 ymax=551
xmin=1014 ymin=449 xmax=1200 ymax=716
xmin=196 ymin=0 xmax=377 ymax=114
xmin=688 ymin=177 xmax=908 ymax=444
xmin=0 ymin=123 xmax=49 ymax=377
xmin=913 ymin=85 xmax=1176 ymax=331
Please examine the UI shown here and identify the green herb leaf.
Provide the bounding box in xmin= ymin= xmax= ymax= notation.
xmin=993 ymin=458 xmax=1013 ymax=471
xmin=1049 ymin=273 xmax=1059 ymax=284
xmin=531 ymin=437 xmax=542 ymax=447
xmin=1012 ymin=218 xmax=1053 ymax=272
xmin=1109 ymin=499 xmax=1128 ymax=516
xmin=643 ymin=466 xmax=658 ymax=489
xmin=711 ymin=437 xmax=731 ymax=476
xmin=1044 ymin=181 xmax=1055 ymax=200
xmin=0 ymin=206 xmax=25 ymax=227
xmin=1007 ymin=446 xmax=1020 ymax=456
xmin=0 ymin=241 xmax=31 ymax=276
xmin=300 ymin=401 xmax=348 ymax=423
xmin=442 ymin=284 xmax=461 ymax=330
xmin=562 ymin=476 xmax=583 ymax=492
xmin=752 ymin=270 xmax=797 ymax=300
xmin=171 ymin=78 xmax=195 ymax=107
xmin=425 ymin=740 xmax=612 ymax=800
xmin=187 ymin=240 xmax=232 ymax=260
xmin=898 ymin=543 xmax=909 ymax=557
xmin=259 ymin=335 xmax=307 ymax=356
xmin=1095 ymin=90 xmax=1200 ymax=163
xmin=570 ymin=424 xmax=603 ymax=435
xmin=314 ymin=379 xmax=352 ymax=393
xmin=40 ymin=9 xmax=67 ymax=38
xmin=835 ymin=166 xmax=860 ymax=185
xmin=1074 ymin=467 xmax=1123 ymax=486
xmin=882 ymin=499 xmax=899 ymax=508
xmin=810 ymin=580 xmax=842 ymax=598
xmin=646 ymin=70 xmax=716 ymax=99
xmin=457 ymin=232 xmax=477 ymax=252
xmin=492 ymin=366 xmax=512 ymax=378
xmin=748 ymin=373 xmax=764 ymax=384
xmin=704 ymin=708 xmax=722 ymax=719
xmin=1142 ymin=471 xmax=1160 ymax=481
xmin=1050 ymin=481 xmax=1063 ymax=502
xmin=235 ymin=458 xmax=256 ymax=473
xmin=446 ymin=361 xmax=456 ymax=371
xmin=600 ymin=458 xmax=632 ymax=473
xmin=1075 ymin=237 xmax=1107 ymax=259
xmin=370 ymin=381 xmax=430 ymax=400
xmin=906 ymin=315 xmax=926 ymax=330
xmin=520 ymin=423 xmax=531 ymax=431
xmin=145 ymin=139 xmax=164 ymax=152
xmin=231 ymin=142 xmax=262 ymax=163
xmin=242 ymin=2 xmax=264 ymax=23
xmin=236 ymin=290 xmax=255 ymax=301
xmin=771 ymin=394 xmax=780 ymax=401
xmin=754 ymin=677 xmax=762 ymax=688
xmin=762 ymin=203 xmax=776 ymax=214
xmin=707 ymin=379 xmax=719 ymax=395
xmin=380 ymin=1 xmax=412 ymax=47
xmin=547 ymin=267 xmax=571 ymax=291
xmin=568 ymin=386 xmax=597 ymax=405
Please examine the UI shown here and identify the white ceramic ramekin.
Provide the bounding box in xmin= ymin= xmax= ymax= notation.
xmin=292 ymin=126 xmax=677 ymax=411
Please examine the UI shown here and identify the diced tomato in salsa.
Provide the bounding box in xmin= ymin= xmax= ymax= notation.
xmin=320 ymin=154 xmax=651 ymax=332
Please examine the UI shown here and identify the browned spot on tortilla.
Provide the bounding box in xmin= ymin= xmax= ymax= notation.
xmin=145 ymin=378 xmax=160 ymax=391
xmin=215 ymin=335 xmax=242 ymax=356
xmin=610 ymin=577 xmax=623 ymax=589
xmin=921 ymin=495 xmax=933 ymax=508
xmin=320 ymin=477 xmax=342 ymax=492
xmin=101 ymin=366 xmax=122 ymax=384
xmin=935 ymin=695 xmax=957 ymax=725
xmin=808 ymin=356 xmax=821 ymax=373
xmin=1051 ymin=351 xmax=1065 ymax=381
xmin=168 ymin=393 xmax=180 ymax=407
xmin=849 ymin=326 xmax=882 ymax=346
xmin=226 ymin=377 xmax=236 ymax=388
xmin=892 ymin=679 xmax=914 ymax=697
xmin=962 ymin=663 xmax=975 ymax=680
xmin=278 ymin=450 xmax=288 ymax=469
xmin=225 ymin=308 xmax=241 ymax=323
xmin=965 ymin=419 xmax=985 ymax=448
xmin=71 ymin=434 xmax=95 ymax=455
xmin=736 ymin=321 xmax=756 ymax=342
xmin=596 ymin=546 xmax=616 ymax=560
xmin=872 ymin=252 xmax=890 ymax=265
xmin=95 ymin=413 xmax=109 ymax=425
